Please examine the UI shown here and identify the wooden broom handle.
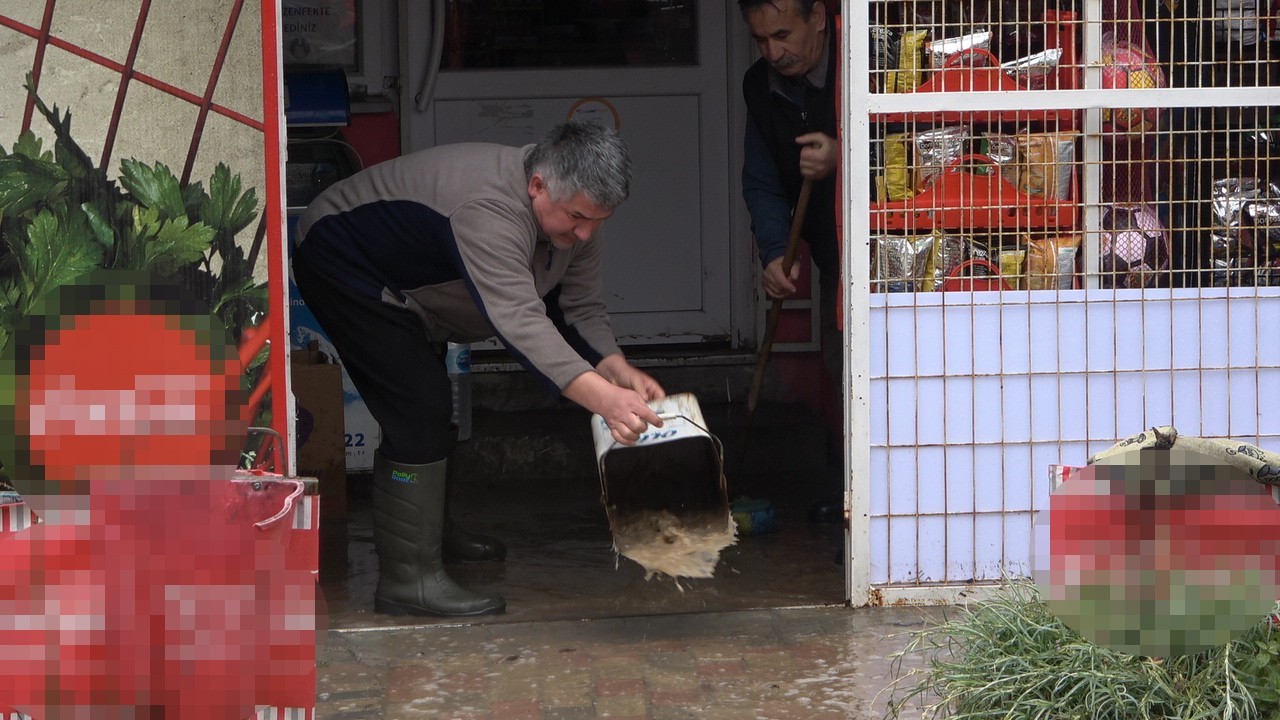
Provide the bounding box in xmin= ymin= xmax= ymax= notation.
xmin=747 ymin=177 xmax=814 ymax=414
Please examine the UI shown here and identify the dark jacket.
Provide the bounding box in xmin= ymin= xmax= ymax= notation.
xmin=741 ymin=28 xmax=839 ymax=276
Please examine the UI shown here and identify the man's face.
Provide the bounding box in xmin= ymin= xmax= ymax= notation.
xmin=528 ymin=174 xmax=614 ymax=249
xmin=744 ymin=0 xmax=827 ymax=78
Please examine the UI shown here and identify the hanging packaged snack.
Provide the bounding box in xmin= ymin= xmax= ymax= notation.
xmin=895 ymin=30 xmax=929 ymax=93
xmin=1025 ymin=233 xmax=1082 ymax=290
xmin=1000 ymin=48 xmax=1063 ymax=90
xmin=1245 ymin=194 xmax=1280 ymax=286
xmin=914 ymin=126 xmax=969 ymax=192
xmin=1210 ymin=177 xmax=1265 ymax=286
xmin=1213 ymin=178 xmax=1280 ymax=286
xmin=981 ymin=132 xmax=1019 ymax=185
xmin=1014 ymin=131 xmax=1078 ymax=201
xmin=928 ymin=233 xmax=973 ymax=290
xmin=997 ymin=247 xmax=1027 ymax=289
xmin=1101 ymin=204 xmax=1171 ymax=289
xmin=871 ymin=235 xmax=930 ymax=292
xmin=883 ymin=133 xmax=914 ymax=201
xmin=871 ymin=25 xmax=900 ymax=93
xmin=925 ymin=31 xmax=993 ymax=68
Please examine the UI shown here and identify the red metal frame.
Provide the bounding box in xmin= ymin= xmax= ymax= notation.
xmin=260 ymin=0 xmax=291 ymax=470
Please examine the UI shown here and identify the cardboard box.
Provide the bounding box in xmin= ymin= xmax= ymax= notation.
xmin=291 ymin=348 xmax=347 ymax=577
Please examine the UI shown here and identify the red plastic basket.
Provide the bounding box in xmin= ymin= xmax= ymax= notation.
xmin=872 ymin=153 xmax=1079 ymax=232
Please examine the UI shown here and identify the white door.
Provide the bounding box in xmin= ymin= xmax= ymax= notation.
xmin=400 ymin=1 xmax=735 ymax=346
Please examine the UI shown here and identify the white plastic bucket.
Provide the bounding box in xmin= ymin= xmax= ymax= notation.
xmin=590 ymin=392 xmax=736 ymax=579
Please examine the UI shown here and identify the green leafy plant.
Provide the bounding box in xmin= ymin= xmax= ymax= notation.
xmin=885 ymin=578 xmax=1280 ymax=720
xmin=0 ymin=81 xmax=271 ymax=487
xmin=0 ymin=78 xmax=267 ymax=353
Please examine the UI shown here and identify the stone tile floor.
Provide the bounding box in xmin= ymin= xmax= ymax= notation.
xmin=316 ymin=604 xmax=947 ymax=719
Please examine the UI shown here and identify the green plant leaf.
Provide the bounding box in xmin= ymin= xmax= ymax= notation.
xmin=204 ymin=162 xmax=259 ymax=236
xmin=11 ymin=131 xmax=52 ymax=164
xmin=81 ymin=201 xmax=117 ymax=250
xmin=182 ymin=180 xmax=207 ymax=219
xmin=0 ymin=153 xmax=68 ymax=217
xmin=141 ymin=216 xmax=216 ymax=276
xmin=20 ymin=208 xmax=103 ymax=304
xmin=119 ymin=159 xmax=187 ymax=220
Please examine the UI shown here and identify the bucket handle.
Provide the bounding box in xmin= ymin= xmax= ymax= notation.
xmin=598 ymin=413 xmax=729 ymax=499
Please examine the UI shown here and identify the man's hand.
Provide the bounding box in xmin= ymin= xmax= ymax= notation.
xmin=596 ymin=354 xmax=666 ymax=402
xmin=762 ymin=256 xmax=801 ymax=299
xmin=563 ymin=366 xmax=664 ymax=446
xmin=796 ymin=132 xmax=839 ymax=180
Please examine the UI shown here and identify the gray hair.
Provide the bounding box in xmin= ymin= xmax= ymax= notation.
xmin=738 ymin=0 xmax=819 ymax=20
xmin=525 ymin=121 xmax=631 ymax=210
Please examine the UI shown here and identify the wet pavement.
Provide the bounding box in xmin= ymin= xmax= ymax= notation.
xmin=316 ymin=604 xmax=944 ymax=719
xmin=312 ymin=398 xmax=940 ymax=718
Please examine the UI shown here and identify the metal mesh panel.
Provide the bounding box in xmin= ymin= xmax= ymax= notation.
xmin=852 ymin=0 xmax=1280 ymax=594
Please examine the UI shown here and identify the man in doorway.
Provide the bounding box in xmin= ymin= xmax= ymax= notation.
xmin=738 ymin=0 xmax=843 ymax=521
xmin=292 ymin=122 xmax=666 ymax=617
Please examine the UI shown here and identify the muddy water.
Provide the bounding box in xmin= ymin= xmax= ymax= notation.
xmin=321 ymin=474 xmax=843 ymax=630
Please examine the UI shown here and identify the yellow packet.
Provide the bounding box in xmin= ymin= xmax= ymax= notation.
xmin=884 ymin=133 xmax=912 ymax=201
xmin=999 ymin=249 xmax=1026 ymax=290
xmin=1026 ymin=234 xmax=1082 ymax=290
xmin=896 ymin=31 xmax=928 ymax=93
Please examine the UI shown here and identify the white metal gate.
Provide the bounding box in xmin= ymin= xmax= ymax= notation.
xmin=843 ymin=0 xmax=1280 ymax=605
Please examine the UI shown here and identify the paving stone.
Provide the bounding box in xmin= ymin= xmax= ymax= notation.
xmin=594 ymin=677 xmax=646 ymax=697
xmin=543 ymin=707 xmax=596 ymax=720
xmin=593 ymin=694 xmax=647 ymax=717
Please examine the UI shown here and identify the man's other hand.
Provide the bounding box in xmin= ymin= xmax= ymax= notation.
xmin=762 ymin=256 xmax=801 ymax=299
xmin=596 ymin=354 xmax=666 ymax=402
xmin=796 ymin=131 xmax=838 ymax=180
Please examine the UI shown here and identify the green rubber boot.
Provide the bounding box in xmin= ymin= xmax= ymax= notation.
xmin=372 ymin=452 xmax=506 ymax=617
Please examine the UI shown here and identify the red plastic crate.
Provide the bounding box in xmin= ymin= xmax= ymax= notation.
xmin=872 ymin=153 xmax=1078 ymax=232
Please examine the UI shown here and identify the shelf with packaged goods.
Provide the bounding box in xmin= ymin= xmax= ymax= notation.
xmin=873 ymin=10 xmax=1082 ymax=127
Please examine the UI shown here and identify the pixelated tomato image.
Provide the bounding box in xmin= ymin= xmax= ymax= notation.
xmin=0 ymin=271 xmax=314 ymax=720
xmin=1035 ymin=446 xmax=1280 ymax=658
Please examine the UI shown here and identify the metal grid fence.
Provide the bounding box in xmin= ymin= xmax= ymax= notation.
xmin=845 ymin=0 xmax=1280 ymax=602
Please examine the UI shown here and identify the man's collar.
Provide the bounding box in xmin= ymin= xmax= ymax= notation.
xmin=806 ymin=30 xmax=830 ymax=89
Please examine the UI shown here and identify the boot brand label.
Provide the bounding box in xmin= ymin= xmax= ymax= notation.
xmin=390 ymin=469 xmax=417 ymax=484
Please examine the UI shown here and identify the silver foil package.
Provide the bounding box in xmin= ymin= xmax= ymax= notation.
xmin=1213 ymin=178 xmax=1280 ymax=286
xmin=914 ymin=126 xmax=968 ymax=192
xmin=871 ymin=233 xmax=978 ymax=292
xmin=1001 ymin=48 xmax=1063 ymax=89
xmin=871 ymin=235 xmax=927 ymax=292
xmin=926 ymin=30 xmax=993 ymax=69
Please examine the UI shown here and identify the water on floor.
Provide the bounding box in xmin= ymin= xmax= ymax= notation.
xmin=320 ymin=468 xmax=845 ymax=629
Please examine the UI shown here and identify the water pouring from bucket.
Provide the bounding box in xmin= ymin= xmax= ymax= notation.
xmin=591 ymin=393 xmax=738 ymax=581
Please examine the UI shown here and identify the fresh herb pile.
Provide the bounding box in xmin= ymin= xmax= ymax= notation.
xmin=886 ymin=579 xmax=1280 ymax=720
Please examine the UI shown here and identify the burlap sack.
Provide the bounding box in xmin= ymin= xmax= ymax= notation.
xmin=1089 ymin=425 xmax=1280 ymax=486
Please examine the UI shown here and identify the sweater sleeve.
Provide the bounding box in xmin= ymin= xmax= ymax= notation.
xmin=549 ymin=234 xmax=622 ymax=365
xmin=741 ymin=114 xmax=795 ymax=268
xmin=450 ymin=199 xmax=597 ymax=391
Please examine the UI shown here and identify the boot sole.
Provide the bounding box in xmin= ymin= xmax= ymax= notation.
xmin=374 ymin=597 xmax=507 ymax=617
